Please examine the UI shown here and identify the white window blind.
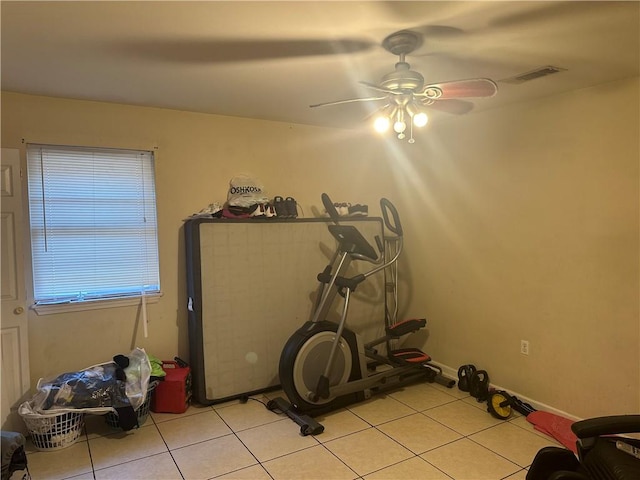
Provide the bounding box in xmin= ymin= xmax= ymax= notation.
xmin=27 ymin=144 xmax=160 ymax=305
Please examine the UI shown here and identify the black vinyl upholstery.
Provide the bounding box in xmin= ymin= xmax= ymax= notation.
xmin=527 ymin=415 xmax=640 ymax=480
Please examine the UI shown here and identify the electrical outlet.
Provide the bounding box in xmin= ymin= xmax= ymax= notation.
xmin=520 ymin=340 xmax=530 ymax=355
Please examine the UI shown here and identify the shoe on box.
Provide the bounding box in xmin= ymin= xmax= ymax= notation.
xmin=273 ymin=196 xmax=288 ymax=217
xmin=348 ymin=204 xmax=368 ymax=216
xmin=285 ymin=197 xmax=298 ymax=218
xmin=265 ymin=204 xmax=277 ymax=218
xmin=333 ymin=202 xmax=350 ymax=216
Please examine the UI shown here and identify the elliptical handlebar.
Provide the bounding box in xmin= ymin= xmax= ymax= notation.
xmin=380 ymin=198 xmax=403 ymax=237
xmin=321 ymin=193 xmax=341 ymax=224
xmin=322 ymin=193 xmax=403 ymax=239
xmin=319 ymin=193 xmax=403 ymax=275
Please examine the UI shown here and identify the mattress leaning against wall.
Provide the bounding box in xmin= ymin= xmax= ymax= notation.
xmin=184 ymin=217 xmax=386 ymax=405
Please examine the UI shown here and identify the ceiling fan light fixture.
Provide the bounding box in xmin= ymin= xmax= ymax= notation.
xmin=393 ymin=120 xmax=407 ymax=134
xmin=406 ymin=102 xmax=428 ymax=127
xmin=393 ymin=109 xmax=407 ymax=134
xmin=373 ymin=116 xmax=391 ymax=133
xmin=413 ymin=112 xmax=428 ymax=127
xmin=373 ymin=104 xmax=397 ymax=133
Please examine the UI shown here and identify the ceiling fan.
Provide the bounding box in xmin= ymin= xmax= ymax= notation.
xmin=310 ymin=30 xmax=498 ymax=143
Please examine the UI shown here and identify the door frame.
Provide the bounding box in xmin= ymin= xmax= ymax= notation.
xmin=1 ymin=147 xmax=31 ymax=433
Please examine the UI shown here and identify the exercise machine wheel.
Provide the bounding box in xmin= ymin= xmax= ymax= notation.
xmin=487 ymin=391 xmax=513 ymax=420
xmin=279 ymin=321 xmax=360 ymax=413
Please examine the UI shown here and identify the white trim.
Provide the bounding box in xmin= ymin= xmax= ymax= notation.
xmin=431 ymin=360 xmax=582 ymax=421
xmin=32 ymin=292 xmax=162 ymax=315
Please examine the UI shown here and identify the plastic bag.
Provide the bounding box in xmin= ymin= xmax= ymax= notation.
xmin=227 ymin=174 xmax=268 ymax=207
xmin=122 ymin=347 xmax=151 ymax=410
xmin=25 ymin=347 xmax=151 ymax=415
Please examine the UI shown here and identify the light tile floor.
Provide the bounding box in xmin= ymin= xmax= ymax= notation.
xmin=24 ymin=382 xmax=561 ymax=480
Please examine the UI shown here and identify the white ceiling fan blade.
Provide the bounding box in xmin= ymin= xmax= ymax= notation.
xmin=420 ymin=78 xmax=498 ymax=99
xmin=422 ymin=98 xmax=475 ymax=115
xmin=359 ymin=81 xmax=402 ymax=95
xmin=363 ymin=103 xmax=392 ymax=121
xmin=310 ymin=96 xmax=388 ymax=108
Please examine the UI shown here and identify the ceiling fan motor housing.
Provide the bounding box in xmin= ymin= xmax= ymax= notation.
xmin=382 ymin=30 xmax=422 ymax=56
xmin=381 ymin=63 xmax=425 ymax=91
xmin=380 ymin=31 xmax=425 ymax=92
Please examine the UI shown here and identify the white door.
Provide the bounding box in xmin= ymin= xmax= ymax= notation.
xmin=1 ymin=148 xmax=30 ymax=433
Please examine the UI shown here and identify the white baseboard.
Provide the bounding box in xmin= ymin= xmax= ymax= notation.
xmin=432 ymin=361 xmax=582 ymax=422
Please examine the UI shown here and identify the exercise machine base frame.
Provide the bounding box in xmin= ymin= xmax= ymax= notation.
xmin=266 ymin=396 xmax=325 ymax=436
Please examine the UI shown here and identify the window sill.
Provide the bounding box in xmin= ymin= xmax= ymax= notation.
xmin=32 ymin=293 xmax=163 ymax=316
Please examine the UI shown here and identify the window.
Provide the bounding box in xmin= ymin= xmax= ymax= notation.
xmin=26 ymin=144 xmax=160 ymax=307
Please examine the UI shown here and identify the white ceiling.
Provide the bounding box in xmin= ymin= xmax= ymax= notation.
xmin=2 ymin=1 xmax=638 ymax=129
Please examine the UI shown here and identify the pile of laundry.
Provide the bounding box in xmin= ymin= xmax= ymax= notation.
xmin=19 ymin=348 xmax=157 ymax=432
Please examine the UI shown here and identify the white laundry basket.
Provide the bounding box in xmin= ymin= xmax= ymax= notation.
xmin=19 ymin=405 xmax=85 ymax=451
xmin=105 ymin=381 xmax=157 ymax=429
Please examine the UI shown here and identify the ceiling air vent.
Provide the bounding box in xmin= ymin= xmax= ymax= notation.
xmin=501 ymin=66 xmax=567 ymax=84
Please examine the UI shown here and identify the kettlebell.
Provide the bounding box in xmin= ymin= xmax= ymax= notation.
xmin=457 ymin=364 xmax=476 ymax=392
xmin=469 ymin=369 xmax=490 ymax=402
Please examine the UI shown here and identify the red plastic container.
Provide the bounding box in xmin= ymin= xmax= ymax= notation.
xmin=151 ymin=361 xmax=192 ymax=414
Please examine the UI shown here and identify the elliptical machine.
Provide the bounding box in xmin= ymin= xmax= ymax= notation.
xmin=269 ymin=194 xmax=454 ymax=435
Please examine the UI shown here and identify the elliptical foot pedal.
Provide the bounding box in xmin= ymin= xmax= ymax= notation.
xmin=390 ymin=348 xmax=431 ymax=364
xmin=386 ymin=318 xmax=427 ymax=338
xmin=266 ymin=397 xmax=324 ymax=436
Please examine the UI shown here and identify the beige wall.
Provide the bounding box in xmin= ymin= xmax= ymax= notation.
xmin=0 ymin=92 xmax=398 ymax=382
xmin=394 ymin=77 xmax=640 ymax=418
xmin=2 ymin=77 xmax=638 ymax=419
